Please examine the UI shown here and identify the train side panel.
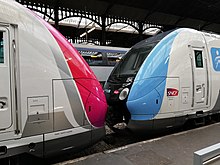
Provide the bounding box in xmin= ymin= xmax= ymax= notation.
xmin=153 ymin=29 xmax=220 ymax=128
xmin=203 ymin=33 xmax=220 ymax=112
xmin=152 ymin=29 xmax=211 ymax=128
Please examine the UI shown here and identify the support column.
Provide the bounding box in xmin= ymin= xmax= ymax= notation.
xmin=138 ymin=21 xmax=144 ymax=41
xmin=101 ymin=15 xmax=106 ymax=46
xmin=54 ymin=5 xmax=59 ymax=30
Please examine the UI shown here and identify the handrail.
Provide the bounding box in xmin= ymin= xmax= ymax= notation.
xmin=194 ymin=143 xmax=220 ymax=165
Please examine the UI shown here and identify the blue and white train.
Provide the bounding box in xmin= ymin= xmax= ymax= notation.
xmin=104 ymin=28 xmax=220 ymax=132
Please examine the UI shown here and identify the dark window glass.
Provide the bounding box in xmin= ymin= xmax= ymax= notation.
xmin=0 ymin=32 xmax=3 ymax=63
xmin=80 ymin=50 xmax=125 ymax=66
xmin=82 ymin=52 xmax=103 ymax=65
xmin=112 ymin=42 xmax=157 ymax=76
xmin=194 ymin=50 xmax=203 ymax=68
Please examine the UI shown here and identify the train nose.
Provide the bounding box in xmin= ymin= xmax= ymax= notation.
xmin=126 ymin=77 xmax=166 ymax=121
xmin=75 ymin=79 xmax=107 ymax=127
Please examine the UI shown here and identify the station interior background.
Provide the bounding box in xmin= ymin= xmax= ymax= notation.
xmin=16 ymin=0 xmax=220 ymax=48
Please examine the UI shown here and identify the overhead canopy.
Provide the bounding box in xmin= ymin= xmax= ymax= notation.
xmin=20 ymin=0 xmax=220 ymax=33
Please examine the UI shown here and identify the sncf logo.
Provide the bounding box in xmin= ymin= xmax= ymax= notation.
xmin=167 ymin=88 xmax=179 ymax=96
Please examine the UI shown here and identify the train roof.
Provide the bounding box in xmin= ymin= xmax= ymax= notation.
xmin=73 ymin=44 xmax=129 ymax=54
xmin=132 ymin=29 xmax=175 ymax=49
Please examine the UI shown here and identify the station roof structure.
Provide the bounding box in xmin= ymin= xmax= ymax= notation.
xmin=17 ymin=0 xmax=220 ymax=47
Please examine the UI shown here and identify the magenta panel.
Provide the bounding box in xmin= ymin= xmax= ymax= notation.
xmin=37 ymin=18 xmax=107 ymax=127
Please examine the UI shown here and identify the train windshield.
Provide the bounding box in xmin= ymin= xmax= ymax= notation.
xmin=110 ymin=30 xmax=174 ymax=78
xmin=112 ymin=42 xmax=157 ymax=76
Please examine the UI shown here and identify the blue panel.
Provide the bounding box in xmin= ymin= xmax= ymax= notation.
xmin=155 ymin=79 xmax=166 ymax=101
xmin=127 ymin=77 xmax=166 ymax=101
xmin=135 ymin=30 xmax=179 ymax=81
xmin=127 ymin=30 xmax=180 ymax=121
xmin=128 ymin=88 xmax=162 ymax=120
xmin=131 ymin=115 xmax=154 ymax=121
xmin=211 ymin=48 xmax=220 ymax=71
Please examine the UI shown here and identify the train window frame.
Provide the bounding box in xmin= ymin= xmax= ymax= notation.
xmin=0 ymin=31 xmax=4 ymax=64
xmin=194 ymin=50 xmax=203 ymax=68
xmin=80 ymin=51 xmax=124 ymax=66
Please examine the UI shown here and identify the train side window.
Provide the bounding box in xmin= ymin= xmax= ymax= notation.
xmin=0 ymin=32 xmax=4 ymax=64
xmin=194 ymin=50 xmax=203 ymax=68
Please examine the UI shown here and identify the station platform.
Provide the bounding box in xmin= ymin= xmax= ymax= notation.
xmin=58 ymin=123 xmax=220 ymax=165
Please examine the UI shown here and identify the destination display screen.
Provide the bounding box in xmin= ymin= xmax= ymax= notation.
xmin=194 ymin=50 xmax=203 ymax=68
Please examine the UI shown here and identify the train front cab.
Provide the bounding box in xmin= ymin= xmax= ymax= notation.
xmin=126 ymin=30 xmax=181 ymax=132
xmin=104 ymin=30 xmax=175 ymax=128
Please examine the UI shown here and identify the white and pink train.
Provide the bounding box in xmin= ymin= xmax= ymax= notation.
xmin=0 ymin=0 xmax=107 ymax=158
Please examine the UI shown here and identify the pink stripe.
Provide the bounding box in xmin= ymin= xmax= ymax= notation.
xmin=37 ymin=17 xmax=107 ymax=127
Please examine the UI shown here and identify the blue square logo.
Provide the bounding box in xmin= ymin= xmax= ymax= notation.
xmin=211 ymin=48 xmax=220 ymax=71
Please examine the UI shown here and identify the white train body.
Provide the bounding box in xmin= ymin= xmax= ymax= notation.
xmin=158 ymin=29 xmax=220 ymax=119
xmin=105 ymin=28 xmax=220 ymax=131
xmin=0 ymin=0 xmax=107 ymax=158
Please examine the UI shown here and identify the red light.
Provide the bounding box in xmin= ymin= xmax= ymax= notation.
xmin=114 ymin=90 xmax=120 ymax=95
xmin=167 ymin=88 xmax=178 ymax=96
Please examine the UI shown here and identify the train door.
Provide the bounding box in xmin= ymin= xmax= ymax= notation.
xmin=190 ymin=46 xmax=209 ymax=109
xmin=0 ymin=25 xmax=18 ymax=140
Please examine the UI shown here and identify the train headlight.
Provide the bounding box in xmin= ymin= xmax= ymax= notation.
xmin=119 ymin=88 xmax=129 ymax=100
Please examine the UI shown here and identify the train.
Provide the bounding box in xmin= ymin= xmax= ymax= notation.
xmin=104 ymin=28 xmax=220 ymax=132
xmin=0 ymin=0 xmax=107 ymax=158
xmin=73 ymin=44 xmax=129 ymax=86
